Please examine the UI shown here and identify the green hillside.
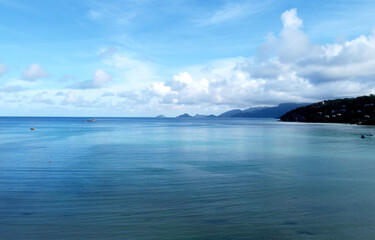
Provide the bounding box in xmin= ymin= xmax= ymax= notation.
xmin=280 ymin=95 xmax=375 ymax=125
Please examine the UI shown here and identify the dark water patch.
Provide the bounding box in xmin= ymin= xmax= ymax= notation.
xmin=21 ymin=212 xmax=33 ymax=216
xmin=297 ymin=230 xmax=316 ymax=236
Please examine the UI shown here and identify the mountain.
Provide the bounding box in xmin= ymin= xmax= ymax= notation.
xmin=155 ymin=115 xmax=166 ymax=118
xmin=193 ymin=114 xmax=217 ymax=118
xmin=219 ymin=103 xmax=310 ymax=118
xmin=177 ymin=113 xmax=193 ymax=118
xmin=219 ymin=109 xmax=242 ymax=117
xmin=280 ymin=95 xmax=375 ymax=125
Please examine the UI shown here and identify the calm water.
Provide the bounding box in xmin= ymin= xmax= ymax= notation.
xmin=1 ymin=117 xmax=375 ymax=240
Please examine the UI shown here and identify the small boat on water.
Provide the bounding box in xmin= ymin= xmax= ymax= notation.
xmin=83 ymin=118 xmax=96 ymax=122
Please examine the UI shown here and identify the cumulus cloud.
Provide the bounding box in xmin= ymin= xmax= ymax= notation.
xmin=62 ymin=91 xmax=81 ymax=105
xmin=0 ymin=63 xmax=7 ymax=76
xmin=281 ymin=8 xmax=302 ymax=29
xmin=68 ymin=69 xmax=112 ymax=89
xmin=144 ymin=9 xmax=375 ymax=109
xmin=22 ymin=63 xmax=48 ymax=81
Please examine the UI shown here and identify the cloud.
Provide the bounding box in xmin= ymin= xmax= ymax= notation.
xmin=87 ymin=9 xmax=102 ymax=20
xmin=281 ymin=8 xmax=302 ymax=29
xmin=31 ymin=92 xmax=54 ymax=105
xmin=22 ymin=63 xmax=47 ymax=81
xmin=86 ymin=2 xmax=137 ymax=25
xmin=0 ymin=63 xmax=7 ymax=76
xmin=0 ymin=85 xmax=26 ymax=92
xmin=103 ymin=51 xmax=156 ymax=87
xmin=101 ymin=92 xmax=115 ymax=97
xmin=4 ymin=8 xmax=375 ymax=117
xmin=197 ymin=1 xmax=270 ymax=26
xmin=61 ymin=91 xmax=89 ymax=107
xmin=144 ymin=9 xmax=375 ymax=109
xmin=97 ymin=46 xmax=118 ymax=57
xmin=68 ymin=69 xmax=112 ymax=89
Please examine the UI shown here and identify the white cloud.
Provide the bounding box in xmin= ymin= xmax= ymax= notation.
xmin=144 ymin=9 xmax=375 ymax=110
xmin=0 ymin=63 xmax=7 ymax=76
xmin=103 ymin=51 xmax=157 ymax=88
xmin=101 ymin=92 xmax=115 ymax=97
xmin=22 ymin=63 xmax=47 ymax=81
xmin=93 ymin=69 xmax=112 ymax=87
xmin=62 ymin=91 xmax=81 ymax=105
xmin=68 ymin=69 xmax=112 ymax=89
xmin=31 ymin=92 xmax=54 ymax=105
xmin=281 ymin=8 xmax=302 ymax=29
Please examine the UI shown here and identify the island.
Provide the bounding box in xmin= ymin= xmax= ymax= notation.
xmin=280 ymin=95 xmax=375 ymax=125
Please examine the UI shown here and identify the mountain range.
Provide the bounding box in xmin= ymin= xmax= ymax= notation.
xmin=174 ymin=103 xmax=310 ymax=119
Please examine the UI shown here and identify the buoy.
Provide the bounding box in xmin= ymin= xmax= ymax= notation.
xmin=49 ymin=161 xmax=51 ymax=163
xmin=30 ymin=128 xmax=35 ymax=131
xmin=361 ymin=135 xmax=365 ymax=139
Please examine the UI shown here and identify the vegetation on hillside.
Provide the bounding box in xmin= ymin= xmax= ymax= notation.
xmin=280 ymin=95 xmax=375 ymax=125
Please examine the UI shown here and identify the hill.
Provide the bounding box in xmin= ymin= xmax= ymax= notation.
xmin=220 ymin=103 xmax=309 ymax=118
xmin=280 ymin=95 xmax=375 ymax=125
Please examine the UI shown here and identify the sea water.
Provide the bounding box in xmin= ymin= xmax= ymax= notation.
xmin=1 ymin=117 xmax=375 ymax=240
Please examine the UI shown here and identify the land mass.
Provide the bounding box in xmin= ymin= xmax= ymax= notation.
xmin=174 ymin=103 xmax=310 ymax=119
xmin=227 ymin=103 xmax=309 ymax=118
xmin=280 ymin=95 xmax=375 ymax=125
xmin=217 ymin=103 xmax=309 ymax=118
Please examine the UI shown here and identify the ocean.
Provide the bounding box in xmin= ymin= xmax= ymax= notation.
xmin=1 ymin=117 xmax=375 ymax=239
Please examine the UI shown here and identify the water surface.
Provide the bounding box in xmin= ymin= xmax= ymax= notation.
xmin=1 ymin=117 xmax=375 ymax=239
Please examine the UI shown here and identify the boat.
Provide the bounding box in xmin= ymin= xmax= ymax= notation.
xmin=83 ymin=118 xmax=96 ymax=122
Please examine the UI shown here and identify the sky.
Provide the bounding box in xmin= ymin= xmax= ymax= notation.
xmin=0 ymin=0 xmax=375 ymax=117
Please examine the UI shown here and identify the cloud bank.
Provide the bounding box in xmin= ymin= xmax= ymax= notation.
xmin=2 ymin=8 xmax=375 ymax=116
xmin=143 ymin=8 xmax=375 ymax=109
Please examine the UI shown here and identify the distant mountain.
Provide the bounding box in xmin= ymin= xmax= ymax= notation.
xmin=177 ymin=113 xmax=193 ymax=118
xmin=219 ymin=103 xmax=310 ymax=118
xmin=219 ymin=109 xmax=242 ymax=117
xmin=193 ymin=114 xmax=217 ymax=118
xmin=155 ymin=115 xmax=166 ymax=118
xmin=176 ymin=113 xmax=217 ymax=118
xmin=280 ymin=95 xmax=375 ymax=125
xmin=219 ymin=107 xmax=266 ymax=117
xmin=175 ymin=103 xmax=310 ymax=119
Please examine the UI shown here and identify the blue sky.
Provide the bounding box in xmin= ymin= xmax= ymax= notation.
xmin=0 ymin=0 xmax=375 ymax=116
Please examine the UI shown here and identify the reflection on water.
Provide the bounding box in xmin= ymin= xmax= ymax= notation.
xmin=1 ymin=117 xmax=375 ymax=239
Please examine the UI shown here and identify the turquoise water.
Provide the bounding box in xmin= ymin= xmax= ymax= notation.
xmin=1 ymin=117 xmax=375 ymax=239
